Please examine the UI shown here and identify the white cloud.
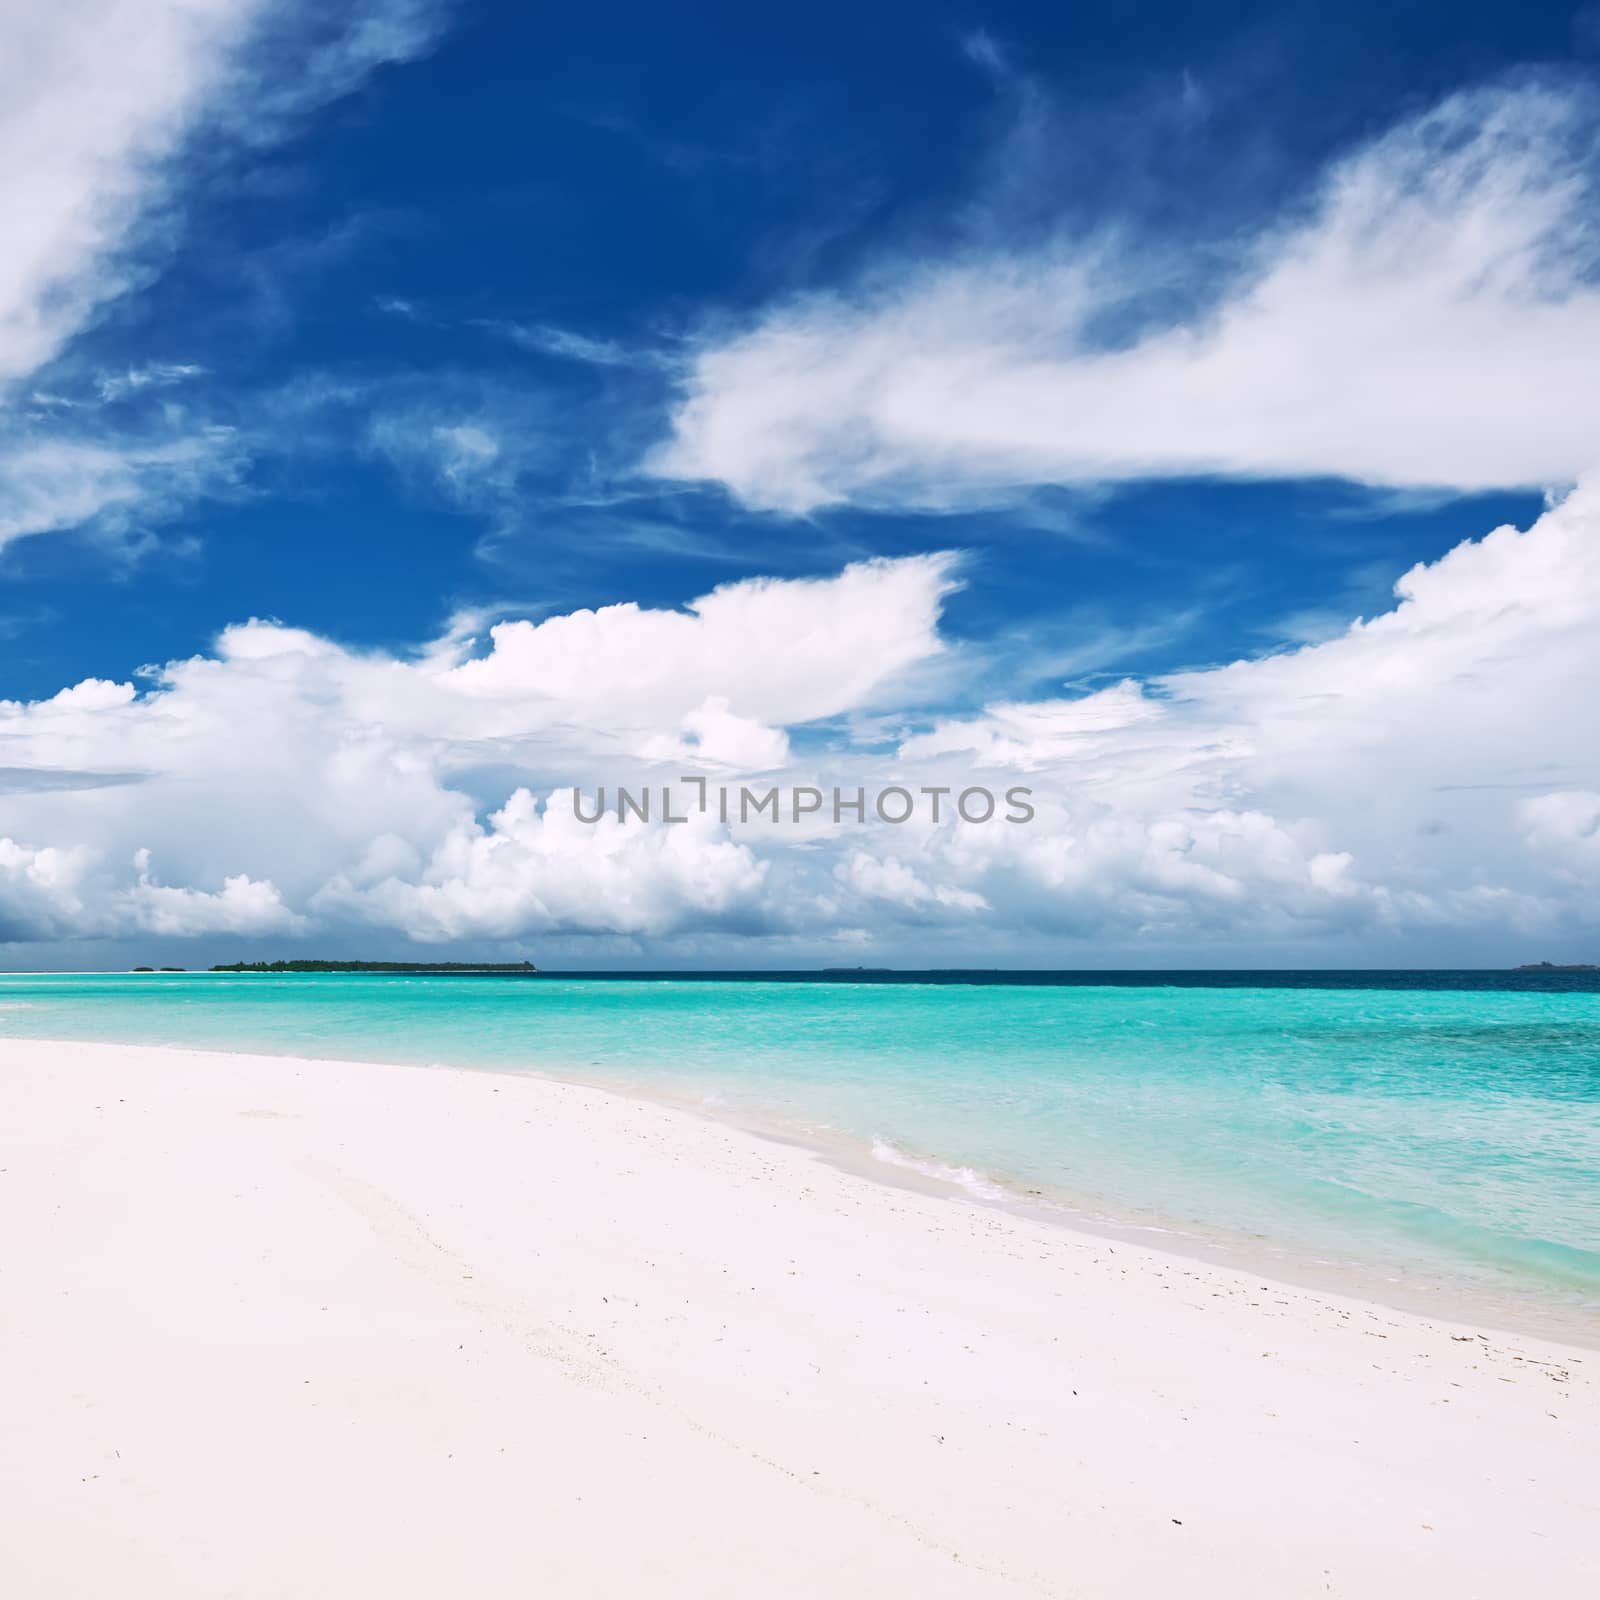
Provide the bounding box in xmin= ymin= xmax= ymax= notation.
xmin=125 ymin=848 xmax=304 ymax=936
xmin=362 ymin=392 xmax=551 ymax=530
xmin=444 ymin=553 xmax=960 ymax=734
xmin=0 ymin=0 xmax=452 ymax=553
xmin=221 ymin=0 xmax=449 ymax=137
xmin=0 ymin=487 xmax=1596 ymax=960
xmin=639 ymin=696 xmax=791 ymax=773
xmin=420 ymin=421 xmax=507 ymax=508
xmin=837 ymin=851 xmax=988 ymax=914
xmin=493 ymin=322 xmax=650 ymax=370
xmin=0 ymin=837 xmax=95 ymax=941
xmin=959 ymin=30 xmax=1010 ymax=80
xmin=654 ymin=81 xmax=1600 ymax=512
xmin=0 ymin=0 xmax=259 ymax=390
xmin=0 ymin=556 xmax=953 ymax=951
xmin=901 ymin=679 xmax=1164 ymax=773
xmin=0 ymin=836 xmax=301 ymax=941
xmin=878 ymin=479 xmax=1600 ymax=945
xmin=1519 ymin=791 xmax=1600 ymax=887
xmin=94 ymin=362 xmax=205 ymax=404
xmin=1 ymin=14 xmax=1592 ymax=963
xmin=0 ymin=429 xmax=244 ymax=552
xmin=316 ymin=791 xmax=768 ymax=941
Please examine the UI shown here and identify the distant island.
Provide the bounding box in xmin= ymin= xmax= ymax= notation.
xmin=1513 ymin=961 xmax=1600 ymax=972
xmin=209 ymin=960 xmax=538 ymax=974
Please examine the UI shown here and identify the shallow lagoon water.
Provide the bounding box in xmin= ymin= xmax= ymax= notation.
xmin=5 ymin=970 xmax=1598 ymax=1329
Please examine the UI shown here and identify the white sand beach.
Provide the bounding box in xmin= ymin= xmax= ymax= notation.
xmin=2 ymin=1039 xmax=1596 ymax=1598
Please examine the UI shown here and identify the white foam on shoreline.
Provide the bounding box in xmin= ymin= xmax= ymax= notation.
xmin=869 ymin=1138 xmax=1009 ymax=1201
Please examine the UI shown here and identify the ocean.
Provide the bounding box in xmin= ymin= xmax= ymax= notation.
xmin=4 ymin=969 xmax=1598 ymax=1333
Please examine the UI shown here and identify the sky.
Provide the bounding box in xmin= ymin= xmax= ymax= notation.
xmin=2 ymin=0 xmax=1599 ymax=969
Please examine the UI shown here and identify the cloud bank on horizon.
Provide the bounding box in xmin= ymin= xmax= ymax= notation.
xmin=0 ymin=0 xmax=1597 ymax=966
xmin=3 ymin=485 xmax=1597 ymax=963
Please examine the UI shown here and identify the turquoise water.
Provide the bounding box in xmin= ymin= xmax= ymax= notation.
xmin=4 ymin=972 xmax=1599 ymax=1328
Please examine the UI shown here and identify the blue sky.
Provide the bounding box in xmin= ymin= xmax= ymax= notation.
xmin=2 ymin=0 xmax=1599 ymax=966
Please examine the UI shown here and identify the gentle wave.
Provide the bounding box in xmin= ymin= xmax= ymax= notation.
xmin=870 ymin=1138 xmax=1009 ymax=1201
xmin=3 ymin=971 xmax=1598 ymax=1327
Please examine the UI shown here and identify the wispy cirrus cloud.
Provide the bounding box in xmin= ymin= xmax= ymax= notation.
xmin=0 ymin=357 xmax=239 ymax=557
xmin=362 ymin=388 xmax=553 ymax=537
xmin=0 ymin=0 xmax=455 ymax=556
xmin=483 ymin=320 xmax=660 ymax=371
xmin=653 ymin=79 xmax=1600 ymax=513
xmin=0 ymin=429 xmax=246 ymax=557
xmin=0 ymin=0 xmax=256 ymax=391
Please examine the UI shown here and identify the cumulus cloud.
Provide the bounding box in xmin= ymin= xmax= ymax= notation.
xmin=639 ymin=697 xmax=791 ymax=773
xmin=0 ymin=556 xmax=952 ymax=952
xmin=0 ymin=837 xmax=301 ymax=941
xmin=0 ymin=485 xmax=1596 ymax=961
xmin=880 ymin=478 xmax=1600 ymax=946
xmin=444 ymin=553 xmax=960 ymax=734
xmin=654 ymin=81 xmax=1600 ymax=512
xmin=316 ymin=791 xmax=768 ymax=941
xmin=1519 ymin=791 xmax=1600 ymax=887
xmin=0 ymin=837 xmax=95 ymax=942
xmin=1 ymin=12 xmax=1592 ymax=964
xmin=125 ymin=848 xmax=304 ymax=936
xmin=836 ymin=851 xmax=988 ymax=915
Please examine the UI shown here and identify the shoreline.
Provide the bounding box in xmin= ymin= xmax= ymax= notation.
xmin=11 ymin=1028 xmax=1600 ymax=1349
xmin=4 ymin=1037 xmax=1598 ymax=1596
xmin=599 ymin=1069 xmax=1600 ymax=1351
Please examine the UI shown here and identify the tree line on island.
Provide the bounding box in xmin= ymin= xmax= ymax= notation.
xmin=131 ymin=960 xmax=538 ymax=974
xmin=211 ymin=959 xmax=538 ymax=973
